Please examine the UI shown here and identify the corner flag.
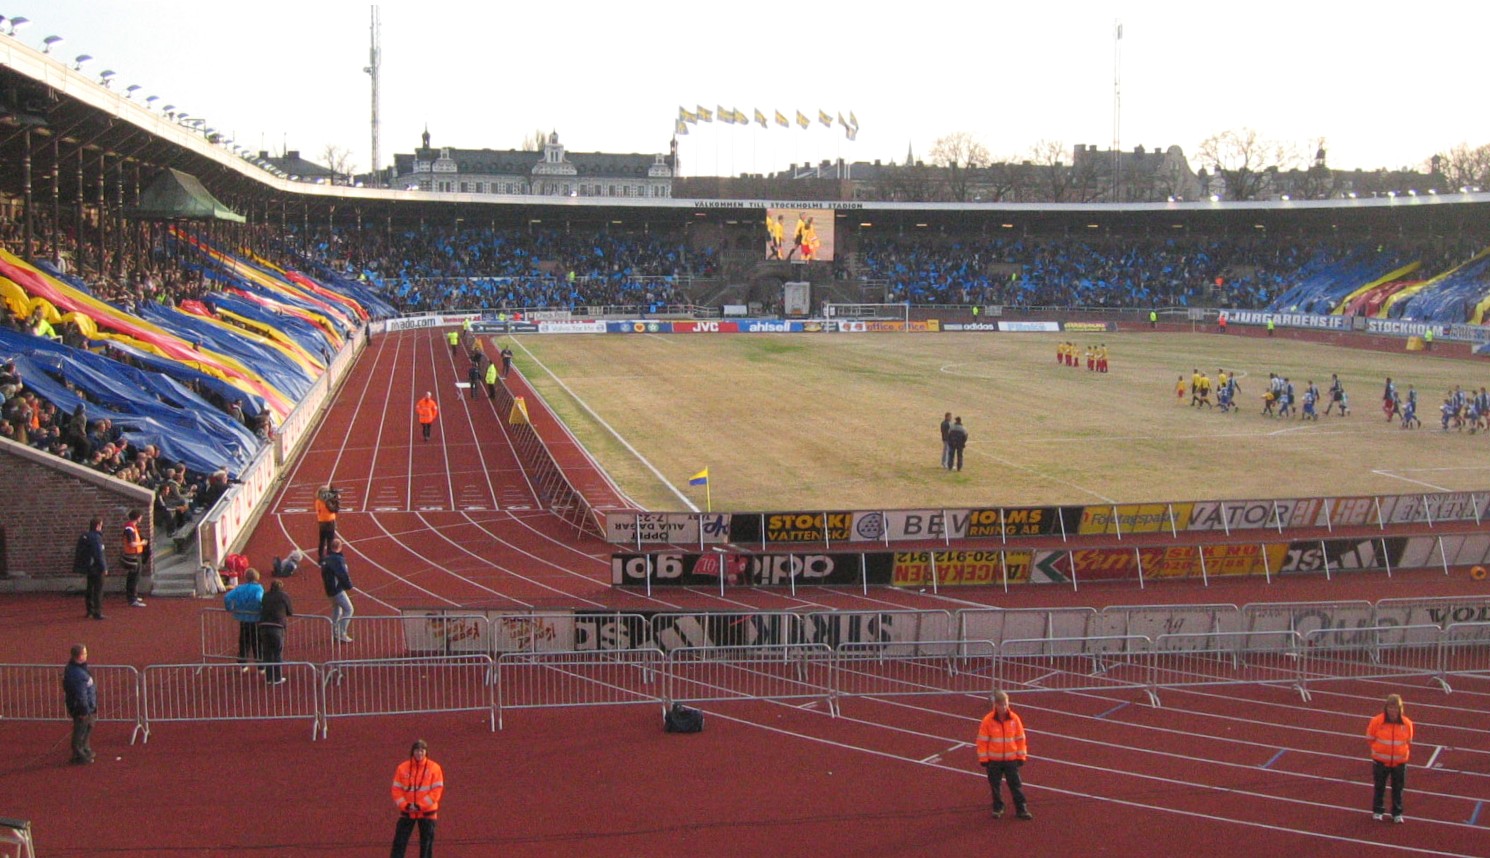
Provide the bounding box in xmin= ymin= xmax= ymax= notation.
xmin=689 ymin=468 xmax=711 ymax=513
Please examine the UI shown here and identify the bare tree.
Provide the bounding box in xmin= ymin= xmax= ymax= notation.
xmin=1026 ymin=140 xmax=1077 ymax=202
xmin=321 ymin=144 xmax=356 ymax=185
xmin=871 ymin=160 xmax=939 ymax=202
xmin=930 ymin=132 xmax=991 ymax=202
xmin=1435 ymin=142 xmax=1490 ymax=190
xmin=1197 ymin=128 xmax=1300 ymax=200
xmin=520 ymin=129 xmax=548 ymax=151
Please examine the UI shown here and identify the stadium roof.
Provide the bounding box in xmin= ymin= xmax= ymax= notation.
xmin=3 ymin=36 xmax=1490 ymax=232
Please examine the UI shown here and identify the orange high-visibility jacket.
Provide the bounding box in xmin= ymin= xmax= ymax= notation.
xmin=122 ymin=521 xmax=147 ymax=556
xmin=1367 ymin=713 xmax=1414 ymax=766
xmin=415 ymin=397 xmax=439 ymax=425
xmin=977 ymin=708 xmax=1028 ymax=764
xmin=315 ymin=495 xmax=337 ymax=523
xmin=391 ymin=757 xmax=445 ymax=819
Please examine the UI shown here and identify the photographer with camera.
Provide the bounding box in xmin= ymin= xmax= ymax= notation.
xmin=315 ymin=484 xmax=340 ymax=562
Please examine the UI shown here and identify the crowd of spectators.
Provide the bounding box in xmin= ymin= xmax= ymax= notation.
xmin=856 ymin=234 xmax=1485 ymax=311
xmin=290 ymin=225 xmax=718 ymax=314
xmin=0 ymin=357 xmax=232 ymax=534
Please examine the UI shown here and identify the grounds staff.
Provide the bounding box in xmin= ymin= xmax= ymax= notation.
xmin=391 ymin=738 xmax=444 ymax=858
xmin=976 ymin=690 xmax=1033 ymax=820
xmin=1367 ymin=693 xmax=1413 ymax=823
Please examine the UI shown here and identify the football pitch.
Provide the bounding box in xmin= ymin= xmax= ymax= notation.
xmin=510 ymin=331 xmax=1489 ymax=513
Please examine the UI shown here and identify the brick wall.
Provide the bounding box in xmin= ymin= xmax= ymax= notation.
xmin=0 ymin=436 xmax=155 ymax=591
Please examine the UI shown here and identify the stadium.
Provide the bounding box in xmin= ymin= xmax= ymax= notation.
xmin=1 ymin=15 xmax=1489 ymax=858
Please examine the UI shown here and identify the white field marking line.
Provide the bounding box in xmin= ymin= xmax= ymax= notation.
xmin=1266 ymin=683 xmax=1490 ymax=742
xmin=515 ymin=342 xmax=697 ymax=511
xmin=976 ymin=450 xmax=1116 ymax=503
xmin=338 ymin=512 xmax=476 ymax=607
xmin=1173 ymin=682 xmax=1490 ymax=745
xmin=1050 ymin=685 xmax=1490 ymax=781
xmin=503 ymin=339 xmax=643 ymax=506
xmin=442 ymin=343 xmax=508 ymax=514
xmin=475 ymin=508 xmax=620 ymax=567
xmin=881 ymin=695 xmax=1490 ymax=806
xmin=357 ymin=331 xmax=408 ymax=507
xmin=1267 ymin=423 xmax=1325 ymax=436
xmin=851 ymin=694 xmax=1490 ymax=824
xmin=270 ymin=514 xmax=400 ymax=613
xmin=451 ymin=511 xmax=667 ymax=608
xmin=496 ymin=660 xmax=663 ymax=704
xmin=705 ymin=708 xmax=1481 ymax=857
xmin=405 ymin=332 xmax=421 ymax=509
xmin=1371 ymin=469 xmax=1454 ymax=492
xmin=1426 ymin=745 xmax=1445 ymax=769
xmin=846 ymin=703 xmax=1484 ymax=840
xmin=428 ymin=332 xmax=459 ymax=512
xmin=277 ymin=324 xmax=395 ymax=512
xmin=1168 ymin=685 xmax=1490 ymax=750
xmin=414 ymin=511 xmax=606 ymax=608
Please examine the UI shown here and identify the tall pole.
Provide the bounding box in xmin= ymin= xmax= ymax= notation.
xmin=365 ymin=6 xmax=382 ymax=187
xmin=1112 ymin=20 xmax=1122 ymax=201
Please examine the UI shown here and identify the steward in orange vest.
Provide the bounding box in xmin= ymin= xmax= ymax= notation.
xmin=390 ymin=739 xmax=444 ymax=857
xmin=1367 ymin=693 xmax=1413 ymax=822
xmin=976 ymin=690 xmax=1032 ymax=820
xmin=415 ymin=393 xmax=439 ymax=442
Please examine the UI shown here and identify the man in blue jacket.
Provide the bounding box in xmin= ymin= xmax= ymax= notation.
xmin=74 ymin=517 xmax=108 ymax=620
xmin=224 ymin=569 xmax=265 ymax=672
xmin=63 ymin=643 xmax=97 ymax=764
xmin=321 ymin=538 xmax=355 ymax=644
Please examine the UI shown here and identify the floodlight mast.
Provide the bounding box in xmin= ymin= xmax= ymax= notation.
xmin=365 ymin=5 xmax=382 ymax=188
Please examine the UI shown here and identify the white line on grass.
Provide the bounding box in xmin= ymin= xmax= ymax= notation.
xmin=513 ymin=341 xmax=698 ymax=511
xmin=1371 ymin=469 xmax=1453 ymax=491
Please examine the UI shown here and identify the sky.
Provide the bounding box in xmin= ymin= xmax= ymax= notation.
xmin=11 ymin=1 xmax=1490 ymax=180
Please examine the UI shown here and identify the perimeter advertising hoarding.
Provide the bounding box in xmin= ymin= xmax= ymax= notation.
xmin=1023 ymin=544 xmax=1289 ymax=584
xmin=606 ymin=320 xmax=674 ymax=334
xmin=1061 ymin=322 xmax=1117 ymax=333
xmin=570 ymin=608 xmax=928 ymax=651
xmin=890 ymin=550 xmax=1006 ymax=587
xmin=764 ymin=208 xmax=836 ymax=262
xmin=612 ymin=552 xmax=865 ymax=586
xmin=1078 ymin=503 xmax=1190 ymax=536
xmin=603 ymin=513 xmax=731 ymax=545
xmin=728 ymin=511 xmax=855 ymax=544
xmin=1185 ymin=498 xmax=1326 ymax=532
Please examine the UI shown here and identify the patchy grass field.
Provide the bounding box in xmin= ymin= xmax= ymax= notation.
xmin=510 ymin=332 xmax=1490 ymax=512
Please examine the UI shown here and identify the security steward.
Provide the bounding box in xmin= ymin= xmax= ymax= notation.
xmin=391 ymin=738 xmax=444 ymax=858
xmin=977 ymin=690 xmax=1032 ymax=820
xmin=314 ymin=485 xmax=339 ymax=562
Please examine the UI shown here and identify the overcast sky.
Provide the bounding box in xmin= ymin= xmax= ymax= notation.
xmin=12 ymin=1 xmax=1489 ymax=179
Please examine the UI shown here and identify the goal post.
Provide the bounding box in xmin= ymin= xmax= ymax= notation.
xmin=823 ymin=302 xmax=911 ymax=326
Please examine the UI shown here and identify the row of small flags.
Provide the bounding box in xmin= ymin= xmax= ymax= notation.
xmin=676 ymin=106 xmax=859 ymax=140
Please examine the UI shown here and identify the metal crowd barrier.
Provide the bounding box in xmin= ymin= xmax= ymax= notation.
xmin=1298 ymin=625 xmax=1448 ymax=699
xmin=960 ymin=607 xmax=1098 ymax=644
xmin=996 ymin=635 xmax=1159 ymax=705
xmin=141 ymin=661 xmax=321 ymax=742
xmin=321 ymin=655 xmax=496 ymax=734
xmin=832 ymin=640 xmax=996 ymax=705
xmin=665 ymin=644 xmax=835 ymax=714
xmin=201 ymin=610 xmax=491 ymax=665
xmin=1148 ymin=631 xmax=1306 ymax=701
xmin=496 ymin=648 xmax=664 ymax=729
xmin=0 ymin=664 xmax=144 ymax=744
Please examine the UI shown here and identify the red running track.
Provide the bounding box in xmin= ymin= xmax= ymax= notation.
xmin=2 ymin=326 xmax=1487 ymax=856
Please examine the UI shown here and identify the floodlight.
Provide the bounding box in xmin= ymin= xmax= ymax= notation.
xmin=72 ymin=53 xmax=91 ymax=70
xmin=41 ymin=34 xmax=61 ymax=53
xmin=124 ymin=83 xmax=142 ymax=98
xmin=1 ymin=16 xmax=29 ymax=36
xmin=98 ymin=69 xmax=115 ymax=86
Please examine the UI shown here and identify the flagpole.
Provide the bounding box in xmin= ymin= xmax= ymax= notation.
xmin=706 ymin=478 xmax=712 ymax=514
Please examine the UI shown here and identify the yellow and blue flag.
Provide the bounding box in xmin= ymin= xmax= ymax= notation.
xmin=689 ymin=468 xmax=709 ymax=486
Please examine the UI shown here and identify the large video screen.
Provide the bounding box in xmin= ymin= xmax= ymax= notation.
xmin=764 ymin=208 xmax=835 ymax=263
